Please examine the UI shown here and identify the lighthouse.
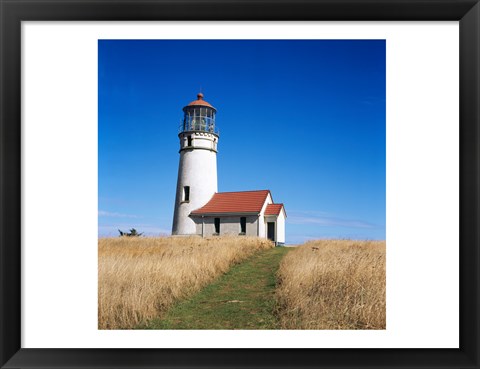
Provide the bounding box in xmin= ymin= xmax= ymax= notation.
xmin=172 ymin=93 xmax=219 ymax=235
xmin=171 ymin=92 xmax=287 ymax=244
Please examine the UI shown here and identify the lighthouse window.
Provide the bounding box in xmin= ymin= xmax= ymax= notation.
xmin=183 ymin=186 xmax=190 ymax=202
xmin=214 ymin=218 xmax=220 ymax=234
xmin=187 ymin=136 xmax=192 ymax=147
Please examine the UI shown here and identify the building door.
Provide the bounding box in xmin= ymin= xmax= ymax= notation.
xmin=267 ymin=222 xmax=275 ymax=242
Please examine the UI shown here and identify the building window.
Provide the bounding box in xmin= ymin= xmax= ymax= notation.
xmin=183 ymin=186 xmax=190 ymax=202
xmin=187 ymin=135 xmax=192 ymax=146
xmin=214 ymin=218 xmax=220 ymax=234
xmin=240 ymin=217 xmax=246 ymax=234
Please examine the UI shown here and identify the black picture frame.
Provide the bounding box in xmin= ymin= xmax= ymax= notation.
xmin=1 ymin=1 xmax=479 ymax=368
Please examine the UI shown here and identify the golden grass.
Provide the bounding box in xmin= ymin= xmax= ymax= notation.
xmin=275 ymin=240 xmax=386 ymax=329
xmin=98 ymin=236 xmax=273 ymax=329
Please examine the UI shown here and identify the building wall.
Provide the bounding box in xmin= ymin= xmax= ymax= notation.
xmin=276 ymin=210 xmax=286 ymax=244
xmin=172 ymin=132 xmax=218 ymax=235
xmin=264 ymin=208 xmax=286 ymax=244
xmin=192 ymin=215 xmax=259 ymax=237
xmin=257 ymin=193 xmax=273 ymax=239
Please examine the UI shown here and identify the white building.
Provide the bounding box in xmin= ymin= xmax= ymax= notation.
xmin=172 ymin=93 xmax=286 ymax=245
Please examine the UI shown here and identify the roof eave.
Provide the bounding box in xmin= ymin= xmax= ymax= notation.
xmin=190 ymin=211 xmax=260 ymax=217
xmin=183 ymin=103 xmax=217 ymax=112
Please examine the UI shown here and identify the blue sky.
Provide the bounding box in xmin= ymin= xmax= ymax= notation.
xmin=98 ymin=40 xmax=385 ymax=244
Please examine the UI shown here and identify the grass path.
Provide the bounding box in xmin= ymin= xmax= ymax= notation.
xmin=143 ymin=247 xmax=291 ymax=329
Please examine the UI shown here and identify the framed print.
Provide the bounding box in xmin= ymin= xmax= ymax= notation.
xmin=1 ymin=0 xmax=479 ymax=368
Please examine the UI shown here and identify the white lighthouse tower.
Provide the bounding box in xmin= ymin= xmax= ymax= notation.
xmin=172 ymin=93 xmax=219 ymax=235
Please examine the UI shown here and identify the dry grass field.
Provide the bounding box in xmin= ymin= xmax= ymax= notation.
xmin=98 ymin=236 xmax=273 ymax=329
xmin=275 ymin=240 xmax=386 ymax=329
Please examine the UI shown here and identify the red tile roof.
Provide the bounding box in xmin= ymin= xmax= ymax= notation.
xmin=191 ymin=190 xmax=271 ymax=215
xmin=186 ymin=93 xmax=215 ymax=109
xmin=265 ymin=203 xmax=284 ymax=216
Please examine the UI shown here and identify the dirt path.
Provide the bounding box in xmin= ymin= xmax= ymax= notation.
xmin=144 ymin=247 xmax=290 ymax=329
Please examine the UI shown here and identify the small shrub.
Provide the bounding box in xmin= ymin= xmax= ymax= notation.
xmin=118 ymin=228 xmax=143 ymax=237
